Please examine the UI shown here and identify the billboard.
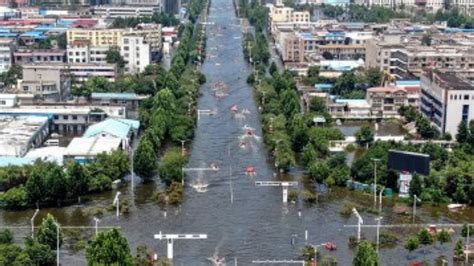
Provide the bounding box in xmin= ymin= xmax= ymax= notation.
xmin=388 ymin=149 xmax=430 ymax=176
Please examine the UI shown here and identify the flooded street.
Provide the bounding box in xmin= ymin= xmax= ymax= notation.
xmin=1 ymin=0 xmax=473 ymax=265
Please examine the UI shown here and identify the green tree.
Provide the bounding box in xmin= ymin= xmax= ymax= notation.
xmin=280 ymin=89 xmax=300 ymax=121
xmin=418 ymin=228 xmax=434 ymax=245
xmin=409 ymin=173 xmax=423 ymax=198
xmin=355 ymin=125 xmax=374 ymax=146
xmin=454 ymin=239 xmax=464 ymax=257
xmin=456 ymin=120 xmax=470 ymax=143
xmin=437 ymin=229 xmax=450 ymax=245
xmin=158 ymin=148 xmax=187 ymax=185
xmin=269 ymin=62 xmax=278 ymax=76
xmin=36 ymin=214 xmax=63 ymax=250
xmin=364 ymin=68 xmax=383 ymax=87
xmin=309 ymin=161 xmax=330 ymax=184
xmin=0 ymin=229 xmax=13 ymax=244
xmin=66 ymin=162 xmax=90 ymax=200
xmin=86 ymin=228 xmax=133 ymax=266
xmin=134 ymin=137 xmax=158 ymax=181
xmin=404 ymin=235 xmax=420 ymax=253
xmin=0 ymin=186 xmax=29 ymax=209
xmin=25 ymin=239 xmax=54 ymax=266
xmin=106 ymin=46 xmax=125 ymax=69
xmin=289 ymin=114 xmax=309 ymax=152
xmin=461 ymin=223 xmax=474 ymax=237
xmin=309 ymin=97 xmax=327 ymax=113
xmin=352 ymin=241 xmax=379 ymax=266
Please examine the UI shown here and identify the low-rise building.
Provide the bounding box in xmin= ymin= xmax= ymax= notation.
xmin=90 ymin=92 xmax=148 ymax=118
xmin=0 ymin=115 xmax=51 ymax=157
xmin=21 ymin=63 xmax=71 ymax=102
xmin=92 ymin=5 xmax=162 ymax=18
xmin=0 ymin=94 xmax=18 ymax=108
xmin=64 ymin=136 xmax=123 ymax=163
xmin=83 ymin=118 xmax=139 ymax=149
xmin=420 ymin=69 xmax=474 ymax=138
xmin=366 ymin=86 xmax=420 ymax=116
xmin=13 ymin=49 xmax=67 ymax=65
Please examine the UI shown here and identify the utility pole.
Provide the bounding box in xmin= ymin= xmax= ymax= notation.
xmin=130 ymin=144 xmax=134 ymax=193
xmin=371 ymin=158 xmax=380 ymax=210
xmin=379 ymin=186 xmax=384 ymax=214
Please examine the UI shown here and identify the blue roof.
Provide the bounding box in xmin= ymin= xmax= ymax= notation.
xmin=0 ymin=156 xmax=35 ymax=167
xmin=396 ymin=80 xmax=420 ymax=86
xmin=315 ymin=83 xmax=333 ymax=91
xmin=20 ymin=31 xmax=47 ymax=39
xmin=83 ymin=118 xmax=139 ymax=139
xmin=336 ymin=99 xmax=368 ymax=104
xmin=91 ymin=92 xmax=142 ymax=100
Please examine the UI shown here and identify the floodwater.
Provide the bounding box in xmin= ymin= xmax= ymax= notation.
xmin=336 ymin=120 xmax=406 ymax=137
xmin=1 ymin=0 xmax=473 ymax=265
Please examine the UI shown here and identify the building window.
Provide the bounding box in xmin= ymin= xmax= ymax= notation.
xmin=72 ymin=115 xmax=77 ymax=120
xmin=462 ymin=104 xmax=469 ymax=122
xmin=63 ymin=115 xmax=68 ymax=120
xmin=0 ymin=100 xmax=5 ymax=105
xmin=464 ymin=95 xmax=469 ymax=100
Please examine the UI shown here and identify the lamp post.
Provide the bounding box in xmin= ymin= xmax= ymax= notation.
xmin=113 ymin=192 xmax=121 ymax=218
xmin=379 ymin=186 xmax=385 ymax=214
xmin=180 ymin=139 xmax=189 ymax=156
xmin=413 ymin=194 xmax=421 ymax=223
xmin=375 ymin=217 xmax=383 ymax=254
xmin=371 ymin=158 xmax=381 ymax=209
xmin=53 ymin=221 xmax=60 ymax=266
xmin=312 ymin=243 xmax=327 ymax=266
xmin=31 ymin=208 xmax=39 ymax=238
xmin=129 ymin=145 xmax=134 ymax=193
xmin=93 ymin=217 xmax=100 ymax=236
xmin=352 ymin=208 xmax=363 ymax=243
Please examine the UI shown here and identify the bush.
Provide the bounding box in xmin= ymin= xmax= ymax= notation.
xmin=0 ymin=186 xmax=29 ymax=209
xmin=88 ymin=174 xmax=112 ymax=193
xmin=302 ymin=190 xmax=317 ymax=203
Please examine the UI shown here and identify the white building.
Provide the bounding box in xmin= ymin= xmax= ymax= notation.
xmin=0 ymin=39 xmax=13 ymax=74
xmin=0 ymin=94 xmax=17 ymax=108
xmin=420 ymin=69 xmax=474 ymax=138
xmin=121 ymin=35 xmax=150 ymax=74
xmin=67 ymin=40 xmax=108 ymax=64
xmin=93 ymin=5 xmax=162 ymax=18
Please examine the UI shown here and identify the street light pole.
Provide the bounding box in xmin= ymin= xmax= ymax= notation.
xmin=53 ymin=221 xmax=60 ymax=266
xmin=130 ymin=145 xmax=134 ymax=193
xmin=113 ymin=192 xmax=121 ymax=218
xmin=372 ymin=158 xmax=380 ymax=210
xmin=93 ymin=217 xmax=100 ymax=236
xmin=379 ymin=187 xmax=384 ymax=214
xmin=31 ymin=208 xmax=39 ymax=238
xmin=375 ymin=217 xmax=383 ymax=254
xmin=352 ymin=208 xmax=363 ymax=243
xmin=413 ymin=194 xmax=420 ymax=223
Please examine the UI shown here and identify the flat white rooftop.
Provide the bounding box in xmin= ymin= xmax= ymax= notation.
xmin=0 ymin=115 xmax=49 ymax=157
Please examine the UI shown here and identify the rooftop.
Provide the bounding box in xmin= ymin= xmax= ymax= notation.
xmin=90 ymin=92 xmax=146 ymax=100
xmin=83 ymin=118 xmax=139 ymax=139
xmin=423 ymin=69 xmax=474 ymax=91
xmin=0 ymin=115 xmax=50 ymax=157
xmin=65 ymin=136 xmax=122 ymax=157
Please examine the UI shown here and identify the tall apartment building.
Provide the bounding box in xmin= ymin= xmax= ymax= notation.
xmin=0 ymin=39 xmax=13 ymax=74
xmin=121 ymin=35 xmax=150 ymax=74
xmin=21 ymin=64 xmax=71 ymax=102
xmin=420 ymin=69 xmax=474 ymax=137
xmin=67 ymin=28 xmax=125 ymax=47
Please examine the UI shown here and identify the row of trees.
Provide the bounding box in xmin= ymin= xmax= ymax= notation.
xmin=350 ymin=138 xmax=474 ymax=205
xmin=0 ymin=213 xmax=170 ymax=266
xmin=133 ymin=0 xmax=208 ymax=191
xmin=111 ymin=12 xmax=180 ymax=28
xmin=321 ymin=4 xmax=409 ymax=23
xmin=0 ymin=150 xmax=129 ymax=209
